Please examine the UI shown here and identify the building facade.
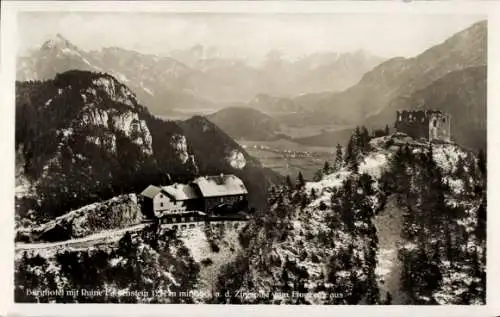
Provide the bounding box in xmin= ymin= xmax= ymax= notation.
xmin=192 ymin=175 xmax=248 ymax=214
xmin=395 ymin=110 xmax=451 ymax=142
xmin=139 ymin=174 xmax=248 ymax=221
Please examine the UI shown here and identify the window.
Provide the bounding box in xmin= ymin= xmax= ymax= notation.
xmin=160 ymin=202 xmax=164 ymax=207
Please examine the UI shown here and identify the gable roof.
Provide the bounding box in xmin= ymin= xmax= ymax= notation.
xmin=162 ymin=183 xmax=200 ymax=201
xmin=140 ymin=185 xmax=163 ymax=199
xmin=193 ymin=174 xmax=248 ymax=198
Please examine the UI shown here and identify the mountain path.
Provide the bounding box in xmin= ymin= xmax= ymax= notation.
xmin=15 ymin=223 xmax=148 ymax=251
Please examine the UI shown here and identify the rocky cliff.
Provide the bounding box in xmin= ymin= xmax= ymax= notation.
xmin=16 ymin=194 xmax=143 ymax=243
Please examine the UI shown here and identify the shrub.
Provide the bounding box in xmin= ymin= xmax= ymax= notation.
xmin=201 ymin=258 xmax=213 ymax=266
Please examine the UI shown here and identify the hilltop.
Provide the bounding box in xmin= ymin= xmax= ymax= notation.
xmin=207 ymin=107 xmax=284 ymax=141
xmin=214 ymin=132 xmax=486 ymax=304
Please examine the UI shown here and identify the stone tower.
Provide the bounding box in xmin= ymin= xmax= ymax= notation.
xmin=395 ymin=110 xmax=451 ymax=142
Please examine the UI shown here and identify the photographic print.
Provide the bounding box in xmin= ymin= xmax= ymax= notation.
xmin=12 ymin=5 xmax=487 ymax=305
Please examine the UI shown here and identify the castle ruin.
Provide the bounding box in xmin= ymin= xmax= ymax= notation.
xmin=395 ymin=110 xmax=451 ymax=142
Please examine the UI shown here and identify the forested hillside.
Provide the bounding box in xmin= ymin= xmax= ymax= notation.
xmin=212 ymin=130 xmax=486 ymax=304
xmin=15 ymin=70 xmax=281 ymax=225
xmin=15 ymin=226 xmax=201 ymax=303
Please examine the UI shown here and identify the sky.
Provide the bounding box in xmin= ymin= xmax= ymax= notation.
xmin=17 ymin=12 xmax=485 ymax=62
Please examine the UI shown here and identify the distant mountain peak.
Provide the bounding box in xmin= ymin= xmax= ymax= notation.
xmin=55 ymin=33 xmax=67 ymax=41
xmin=42 ymin=33 xmax=71 ymax=49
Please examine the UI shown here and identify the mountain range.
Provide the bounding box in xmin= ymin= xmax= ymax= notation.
xmin=294 ymin=64 xmax=486 ymax=151
xmin=292 ymin=20 xmax=486 ymax=126
xmin=210 ymin=20 xmax=485 ymax=151
xmin=193 ymin=21 xmax=487 ymax=149
xmin=17 ymin=35 xmax=212 ymax=118
xmin=17 ymin=35 xmax=384 ymax=117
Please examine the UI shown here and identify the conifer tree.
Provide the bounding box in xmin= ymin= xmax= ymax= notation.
xmin=300 ymin=194 xmax=309 ymax=210
xmin=296 ymin=171 xmax=305 ymax=189
xmin=365 ymin=270 xmax=380 ymax=304
xmin=313 ymin=169 xmax=324 ymax=182
xmin=455 ymin=156 xmax=466 ymax=179
xmin=323 ymin=161 xmax=331 ymax=175
xmin=478 ymin=148 xmax=486 ymax=177
xmin=385 ymin=124 xmax=390 ymax=136
xmin=334 ymin=144 xmax=343 ymax=171
xmin=336 ymin=179 xmax=355 ymax=233
xmin=360 ymin=126 xmax=371 ymax=154
xmin=310 ymin=187 xmax=316 ymax=199
xmin=345 ymin=135 xmax=354 ymax=165
xmin=476 ymin=198 xmax=486 ymax=241
xmin=359 ymin=173 xmax=374 ymax=196
xmin=345 ymin=128 xmax=360 ymax=166
xmin=385 ymin=292 xmax=393 ymax=304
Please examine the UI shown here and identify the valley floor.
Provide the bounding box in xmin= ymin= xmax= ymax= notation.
xmin=238 ymin=139 xmax=335 ymax=180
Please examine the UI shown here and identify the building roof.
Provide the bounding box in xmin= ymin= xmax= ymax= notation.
xmin=140 ymin=185 xmax=163 ymax=199
xmin=162 ymin=183 xmax=200 ymax=201
xmin=193 ymin=174 xmax=248 ymax=198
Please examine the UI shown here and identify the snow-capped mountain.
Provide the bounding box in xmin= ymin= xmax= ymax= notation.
xmin=17 ymin=36 xmax=384 ymax=116
xmin=17 ymin=35 xmax=213 ymax=117
xmin=17 ymin=34 xmax=103 ymax=80
xmin=168 ymin=45 xmax=385 ymax=103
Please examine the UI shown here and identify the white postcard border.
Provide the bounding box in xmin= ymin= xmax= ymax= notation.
xmin=1 ymin=1 xmax=499 ymax=316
